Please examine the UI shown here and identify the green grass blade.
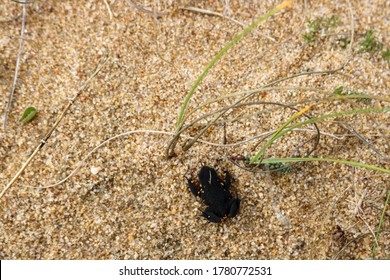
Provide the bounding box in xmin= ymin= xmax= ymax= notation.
xmin=175 ymin=0 xmax=295 ymax=130
xmin=372 ymin=189 xmax=390 ymax=259
xmin=251 ymin=104 xmax=313 ymax=162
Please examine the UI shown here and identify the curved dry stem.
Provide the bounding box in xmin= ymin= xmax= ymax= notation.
xmin=20 ymin=124 xmax=334 ymax=190
xmin=338 ymin=122 xmax=390 ymax=161
xmin=183 ymin=86 xmax=331 ymax=125
xmin=181 ymin=6 xmax=245 ymax=28
xmin=183 ymin=101 xmax=320 ymax=158
xmin=166 ymin=66 xmax=346 ymax=157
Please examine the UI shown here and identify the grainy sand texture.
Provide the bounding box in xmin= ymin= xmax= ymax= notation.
xmin=0 ymin=0 xmax=389 ymax=259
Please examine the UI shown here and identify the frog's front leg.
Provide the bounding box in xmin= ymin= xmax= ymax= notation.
xmin=223 ymin=170 xmax=231 ymax=191
xmin=202 ymin=207 xmax=222 ymax=223
xmin=187 ymin=178 xmax=201 ymax=197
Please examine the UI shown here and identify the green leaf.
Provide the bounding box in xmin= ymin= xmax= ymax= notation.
xmin=333 ymin=86 xmax=344 ymax=95
xmin=19 ymin=106 xmax=37 ymax=124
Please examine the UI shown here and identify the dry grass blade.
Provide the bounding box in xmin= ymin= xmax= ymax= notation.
xmin=339 ymin=122 xmax=390 ymax=161
xmin=3 ymin=2 xmax=27 ymax=129
xmin=181 ymin=6 xmax=245 ymax=28
xmin=126 ymin=0 xmax=163 ymax=18
xmin=103 ymin=0 xmax=113 ymax=20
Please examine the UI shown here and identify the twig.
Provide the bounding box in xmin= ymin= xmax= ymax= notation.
xmin=358 ymin=214 xmax=378 ymax=249
xmin=354 ymin=189 xmax=367 ymax=215
xmin=339 ymin=122 xmax=390 ymax=161
xmin=332 ymin=232 xmax=370 ymax=259
xmin=126 ymin=0 xmax=163 ymax=18
xmin=181 ymin=6 xmax=245 ymax=28
xmin=0 ymin=53 xmax=109 ymax=201
xmin=17 ymin=129 xmax=272 ymax=189
xmin=103 ymin=0 xmax=113 ymax=20
xmin=18 ymin=125 xmax=345 ymax=190
xmin=3 ymin=2 xmax=27 ymax=129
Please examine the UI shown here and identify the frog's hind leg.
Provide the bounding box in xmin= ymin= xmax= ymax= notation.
xmin=202 ymin=207 xmax=222 ymax=223
xmin=187 ymin=178 xmax=201 ymax=197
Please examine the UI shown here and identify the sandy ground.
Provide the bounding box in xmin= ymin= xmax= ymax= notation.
xmin=0 ymin=0 xmax=389 ymax=259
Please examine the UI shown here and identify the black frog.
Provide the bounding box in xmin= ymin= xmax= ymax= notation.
xmin=187 ymin=166 xmax=240 ymax=223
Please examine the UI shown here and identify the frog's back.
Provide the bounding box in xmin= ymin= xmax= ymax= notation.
xmin=198 ymin=166 xmax=219 ymax=186
xmin=199 ymin=166 xmax=231 ymax=216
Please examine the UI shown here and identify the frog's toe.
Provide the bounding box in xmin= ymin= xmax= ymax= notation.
xmin=228 ymin=198 xmax=240 ymax=218
xmin=203 ymin=207 xmax=222 ymax=223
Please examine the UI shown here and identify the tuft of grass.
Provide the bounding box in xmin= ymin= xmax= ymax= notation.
xmin=358 ymin=30 xmax=383 ymax=53
xmin=357 ymin=29 xmax=389 ymax=62
xmin=302 ymin=15 xmax=341 ymax=43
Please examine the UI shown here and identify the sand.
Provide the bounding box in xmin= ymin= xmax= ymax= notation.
xmin=0 ymin=0 xmax=389 ymax=259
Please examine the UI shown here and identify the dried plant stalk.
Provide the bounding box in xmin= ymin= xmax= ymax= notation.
xmin=3 ymin=3 xmax=27 ymax=129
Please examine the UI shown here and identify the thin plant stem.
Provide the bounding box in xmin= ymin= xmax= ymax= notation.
xmin=372 ymin=189 xmax=390 ymax=258
xmin=181 ymin=6 xmax=245 ymax=28
xmin=3 ymin=2 xmax=27 ymax=129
